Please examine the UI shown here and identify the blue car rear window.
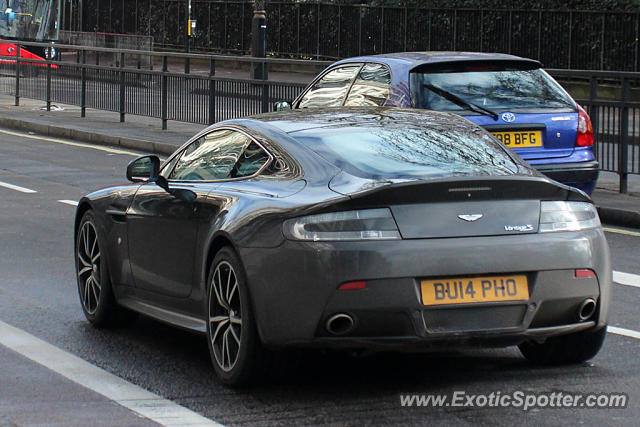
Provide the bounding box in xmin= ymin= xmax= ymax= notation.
xmin=289 ymin=119 xmax=522 ymax=180
xmin=410 ymin=68 xmax=574 ymax=112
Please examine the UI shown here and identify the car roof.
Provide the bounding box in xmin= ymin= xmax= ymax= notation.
xmin=230 ymin=107 xmax=478 ymax=134
xmin=332 ymin=51 xmax=541 ymax=70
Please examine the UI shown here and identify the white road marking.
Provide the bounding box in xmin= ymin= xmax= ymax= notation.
xmin=58 ymin=199 xmax=79 ymax=206
xmin=0 ymin=320 xmax=222 ymax=427
xmin=609 ymin=326 xmax=640 ymax=340
xmin=613 ymin=271 xmax=640 ymax=288
xmin=0 ymin=128 xmax=141 ymax=156
xmin=0 ymin=180 xmax=37 ymax=193
xmin=603 ymin=227 xmax=640 ymax=237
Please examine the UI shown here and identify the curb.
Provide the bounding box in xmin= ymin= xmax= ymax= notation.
xmin=596 ymin=206 xmax=640 ymax=229
xmin=0 ymin=116 xmax=178 ymax=156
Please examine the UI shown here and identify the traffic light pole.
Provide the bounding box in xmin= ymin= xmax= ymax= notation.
xmin=251 ymin=0 xmax=267 ymax=80
xmin=185 ymin=0 xmax=192 ymax=73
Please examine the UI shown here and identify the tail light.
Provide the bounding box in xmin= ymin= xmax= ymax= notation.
xmin=575 ymin=105 xmax=594 ymax=147
xmin=539 ymin=201 xmax=600 ymax=233
xmin=283 ymin=208 xmax=401 ymax=241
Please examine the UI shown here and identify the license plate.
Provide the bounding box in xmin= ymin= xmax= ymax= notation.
xmin=491 ymin=130 xmax=543 ymax=148
xmin=421 ymin=275 xmax=529 ymax=306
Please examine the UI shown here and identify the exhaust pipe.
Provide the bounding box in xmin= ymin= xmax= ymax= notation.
xmin=577 ymin=298 xmax=597 ymax=322
xmin=326 ymin=313 xmax=354 ymax=335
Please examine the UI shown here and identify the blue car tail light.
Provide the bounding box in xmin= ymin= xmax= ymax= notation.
xmin=575 ymin=105 xmax=594 ymax=147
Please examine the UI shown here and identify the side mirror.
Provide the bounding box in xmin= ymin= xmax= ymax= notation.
xmin=126 ymin=155 xmax=160 ymax=182
xmin=127 ymin=155 xmax=196 ymax=202
xmin=274 ymin=101 xmax=292 ymax=111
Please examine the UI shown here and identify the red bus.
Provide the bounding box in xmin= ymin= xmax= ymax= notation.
xmin=1 ymin=0 xmax=60 ymax=66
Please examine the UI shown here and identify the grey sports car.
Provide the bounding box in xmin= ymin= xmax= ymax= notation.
xmin=74 ymin=108 xmax=611 ymax=386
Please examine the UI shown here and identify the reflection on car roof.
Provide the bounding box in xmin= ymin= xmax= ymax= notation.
xmin=242 ymin=107 xmax=472 ymax=134
xmin=334 ymin=51 xmax=540 ymax=68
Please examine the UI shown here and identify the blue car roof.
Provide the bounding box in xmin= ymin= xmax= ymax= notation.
xmin=333 ymin=51 xmax=541 ymax=70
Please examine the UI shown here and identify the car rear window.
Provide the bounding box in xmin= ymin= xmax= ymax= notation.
xmin=289 ymin=121 xmax=522 ymax=179
xmin=410 ymin=66 xmax=574 ymax=112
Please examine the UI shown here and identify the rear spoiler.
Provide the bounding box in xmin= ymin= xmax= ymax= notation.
xmin=329 ymin=174 xmax=591 ymax=208
xmin=410 ymin=59 xmax=542 ymax=74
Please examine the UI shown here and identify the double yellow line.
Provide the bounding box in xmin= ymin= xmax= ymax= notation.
xmin=603 ymin=227 xmax=640 ymax=237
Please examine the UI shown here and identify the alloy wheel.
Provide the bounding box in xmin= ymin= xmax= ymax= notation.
xmin=209 ymin=260 xmax=243 ymax=372
xmin=77 ymin=221 xmax=101 ymax=315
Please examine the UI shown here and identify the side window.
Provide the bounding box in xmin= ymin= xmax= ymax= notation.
xmin=297 ymin=65 xmax=361 ymax=109
xmin=344 ymin=63 xmax=391 ymax=107
xmin=168 ymin=129 xmax=269 ymax=181
xmin=160 ymin=153 xmax=181 ymax=179
xmin=230 ymin=141 xmax=271 ymax=178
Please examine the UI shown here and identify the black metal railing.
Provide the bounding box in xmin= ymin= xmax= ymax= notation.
xmin=550 ymin=70 xmax=640 ymax=192
xmin=0 ymin=41 xmax=638 ymax=191
xmin=0 ymin=41 xmax=311 ymax=130
xmin=65 ymin=1 xmax=640 ymax=71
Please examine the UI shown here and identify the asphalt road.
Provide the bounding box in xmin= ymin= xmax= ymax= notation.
xmin=0 ymin=128 xmax=638 ymax=426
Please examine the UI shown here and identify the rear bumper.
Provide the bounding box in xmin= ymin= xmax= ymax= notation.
xmin=307 ymin=322 xmax=602 ymax=351
xmin=241 ymin=228 xmax=611 ymax=349
xmin=534 ymin=160 xmax=599 ymax=194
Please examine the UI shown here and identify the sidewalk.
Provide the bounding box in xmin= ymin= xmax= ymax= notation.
xmin=0 ymin=94 xmax=638 ymax=228
xmin=590 ymin=172 xmax=640 ymax=228
xmin=0 ymin=94 xmax=203 ymax=155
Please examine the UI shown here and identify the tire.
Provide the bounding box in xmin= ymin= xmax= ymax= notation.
xmin=519 ymin=326 xmax=607 ymax=365
xmin=76 ymin=210 xmax=136 ymax=328
xmin=206 ymin=246 xmax=263 ymax=387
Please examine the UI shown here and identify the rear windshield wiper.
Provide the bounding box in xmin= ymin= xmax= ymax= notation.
xmin=423 ymin=84 xmax=499 ymax=120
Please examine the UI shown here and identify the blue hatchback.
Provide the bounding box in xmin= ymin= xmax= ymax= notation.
xmin=284 ymin=52 xmax=598 ymax=194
